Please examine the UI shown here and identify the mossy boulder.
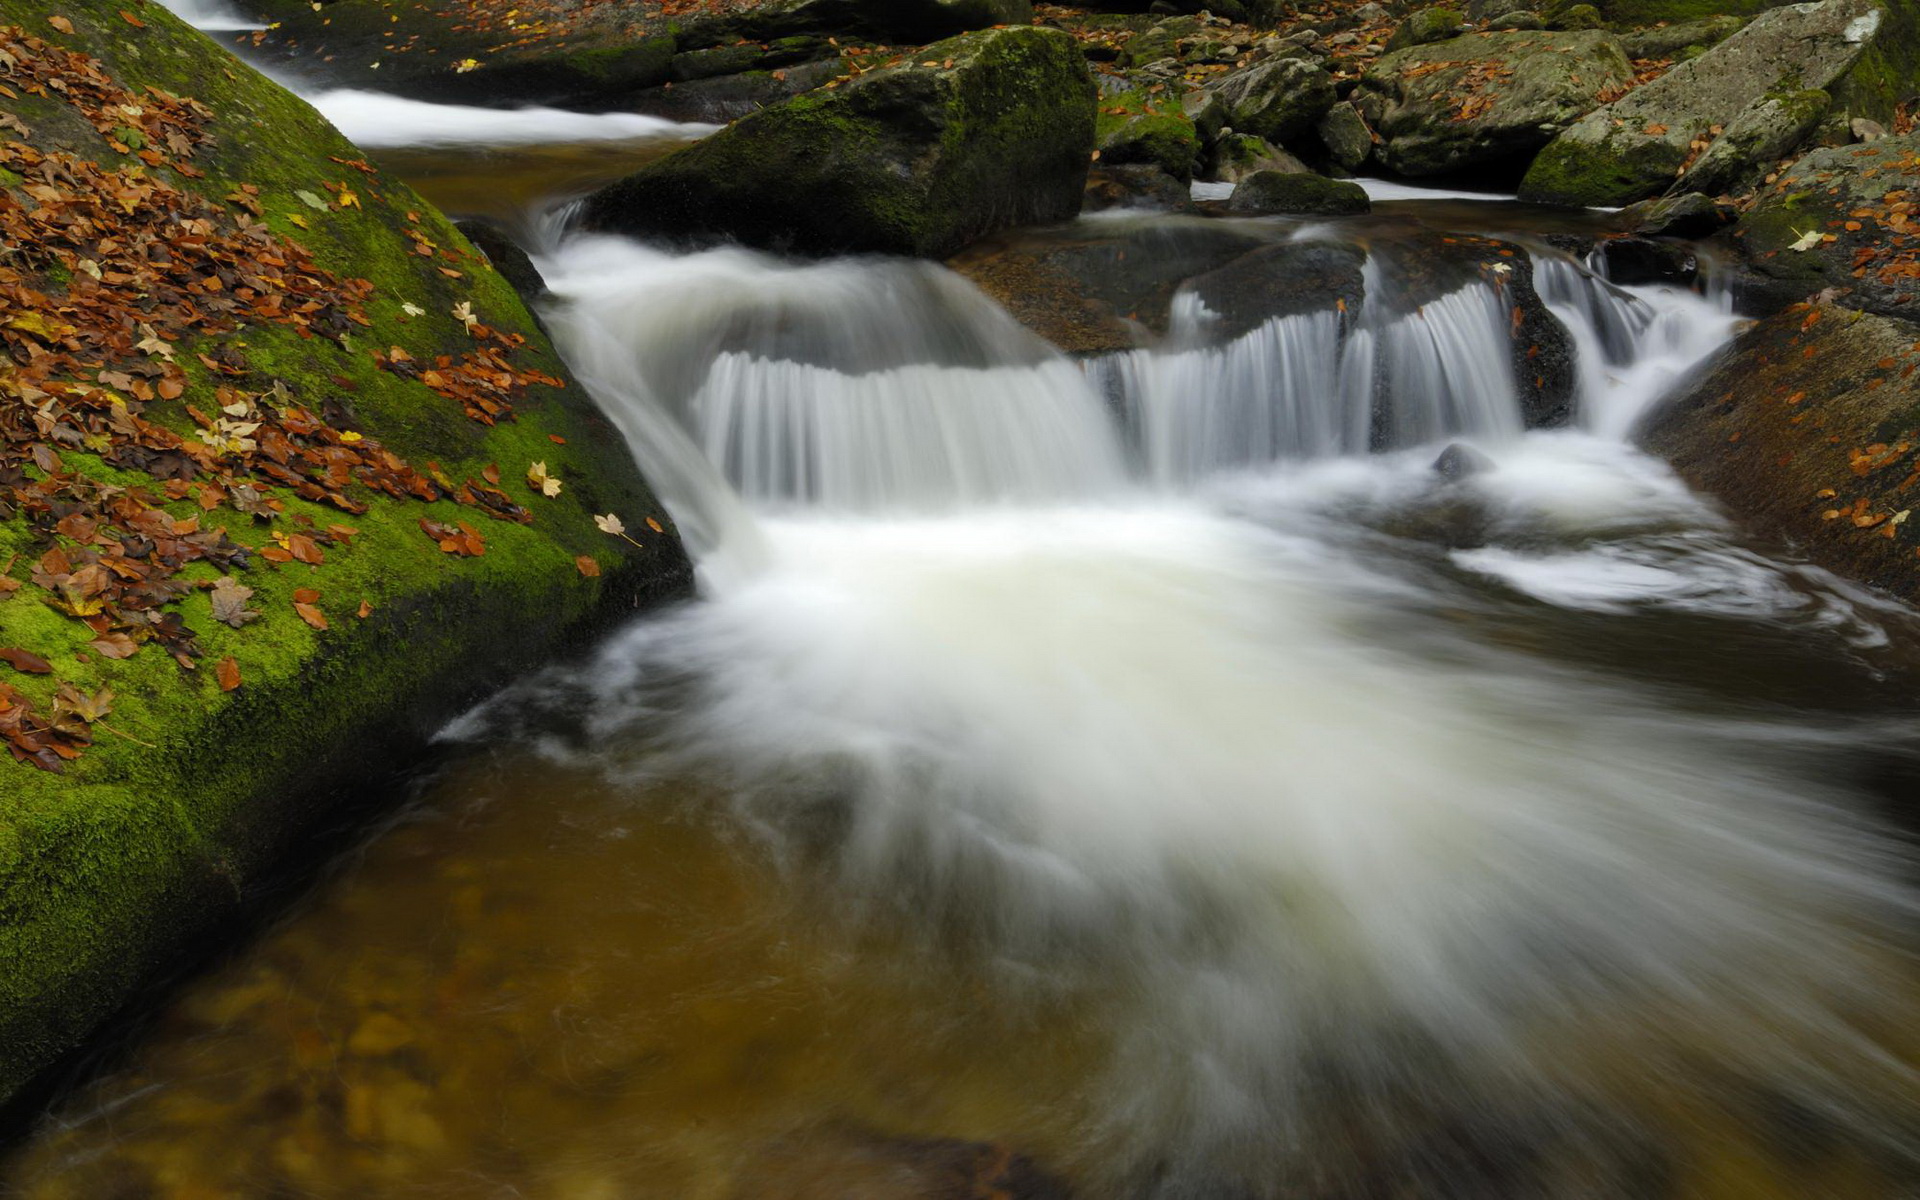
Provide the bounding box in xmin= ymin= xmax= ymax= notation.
xmin=1228 ymin=169 xmax=1372 ymax=213
xmin=1638 ymin=303 xmax=1920 ymax=603
xmin=1357 ymin=29 xmax=1633 ymax=177
xmin=1617 ymin=14 xmax=1745 ymax=59
xmin=1518 ymin=0 xmax=1884 ymax=206
xmin=1316 ymin=101 xmax=1375 ymax=170
xmin=0 ymin=0 xmax=692 ymax=1110
xmin=1202 ymin=54 xmax=1339 ymax=146
xmin=579 ymin=26 xmax=1094 ymax=259
xmin=1675 ymin=86 xmax=1831 ymax=195
xmin=1097 ymin=89 xmax=1203 ymax=181
xmin=1208 ymin=132 xmax=1311 ymax=182
xmin=1726 ymin=132 xmax=1920 ymax=319
xmin=1386 ymin=6 xmax=1467 ymax=51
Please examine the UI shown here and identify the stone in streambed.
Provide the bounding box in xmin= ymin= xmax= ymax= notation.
xmin=1228 ymin=170 xmax=1371 ymax=214
xmin=1638 ymin=302 xmax=1920 ymax=604
xmin=1355 ymin=30 xmax=1633 ymax=178
xmin=1519 ymin=0 xmax=1883 ymax=207
xmin=580 ymin=27 xmax=1095 ymax=259
xmin=1209 ymin=133 xmax=1311 ymax=184
xmin=1202 ymin=55 xmax=1339 ymax=146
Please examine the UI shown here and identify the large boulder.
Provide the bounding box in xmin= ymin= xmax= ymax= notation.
xmin=1355 ymin=29 xmax=1633 ymax=177
xmin=237 ymin=0 xmax=1032 ymax=104
xmin=1638 ymin=303 xmax=1920 ymax=602
xmin=1097 ymin=88 xmax=1204 ymax=181
xmin=579 ymin=27 xmax=1096 ymax=259
xmin=1726 ymin=133 xmax=1920 ymax=319
xmin=1518 ymin=0 xmax=1884 ymax=207
xmin=1201 ymin=54 xmax=1339 ymax=147
xmin=0 ymin=0 xmax=692 ymax=1110
xmin=1228 ymin=170 xmax=1372 ymax=214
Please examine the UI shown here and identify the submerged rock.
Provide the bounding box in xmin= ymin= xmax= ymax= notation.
xmin=1355 ymin=30 xmax=1633 ymax=178
xmin=1639 ymin=303 xmax=1920 ymax=603
xmin=1519 ymin=0 xmax=1883 ymax=207
xmin=0 ymin=0 xmax=691 ymax=1111
xmin=580 ymin=26 xmax=1095 ymax=258
xmin=1228 ymin=170 xmax=1372 ymax=214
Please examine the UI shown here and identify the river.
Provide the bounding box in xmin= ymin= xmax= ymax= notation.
xmin=1 ymin=6 xmax=1916 ymax=1199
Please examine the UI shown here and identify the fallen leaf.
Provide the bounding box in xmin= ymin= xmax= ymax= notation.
xmin=594 ymin=512 xmax=626 ymax=536
xmin=0 ymin=648 xmax=53 ymax=674
xmin=575 ymin=554 xmax=601 ymax=577
xmin=48 ymin=15 xmax=73 ymax=33
xmin=216 ymin=656 xmax=241 ymax=692
xmin=294 ymin=601 xmax=328 ymax=631
xmin=210 ymin=577 xmax=260 ymax=627
xmin=89 ymin=633 xmax=139 ymax=659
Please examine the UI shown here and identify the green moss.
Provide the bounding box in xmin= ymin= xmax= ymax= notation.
xmin=1097 ymin=88 xmax=1200 ymax=181
xmin=0 ymin=0 xmax=693 ymax=1106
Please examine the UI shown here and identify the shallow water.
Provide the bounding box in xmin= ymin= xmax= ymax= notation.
xmin=6 ymin=13 xmax=1920 ymax=1197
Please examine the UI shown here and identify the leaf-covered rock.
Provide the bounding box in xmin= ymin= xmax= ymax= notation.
xmin=0 ymin=0 xmax=691 ymax=1108
xmin=579 ymin=26 xmax=1097 ymax=259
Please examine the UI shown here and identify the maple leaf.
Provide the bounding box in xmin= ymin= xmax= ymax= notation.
xmin=401 ymin=302 xmax=426 ymax=317
xmin=594 ymin=512 xmax=626 ymax=536
xmin=526 ymin=461 xmax=561 ymax=497
xmin=54 ymin=683 xmax=113 ymax=723
xmin=209 ymin=576 xmax=260 ymax=628
xmin=452 ymin=301 xmax=478 ymax=330
xmin=1789 ymin=227 xmax=1825 ymax=252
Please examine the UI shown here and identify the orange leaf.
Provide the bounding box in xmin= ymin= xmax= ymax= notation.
xmin=292 ymin=587 xmax=320 ymax=605
xmin=48 ymin=15 xmax=73 ymax=33
xmin=118 ymin=9 xmax=145 ymax=26
xmin=216 ymin=656 xmax=241 ymax=692
xmin=294 ymin=601 xmax=328 ymax=631
xmin=356 ymin=599 xmax=373 ymax=619
xmin=575 ymin=554 xmax=601 ymax=577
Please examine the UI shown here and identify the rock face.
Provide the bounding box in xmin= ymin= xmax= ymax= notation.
xmin=1519 ymin=0 xmax=1884 ymax=207
xmin=1638 ymin=303 xmax=1920 ymax=602
xmin=1098 ymin=88 xmax=1203 ymax=181
xmin=580 ymin=26 xmax=1095 ymax=259
xmin=1356 ymin=31 xmax=1633 ymax=178
xmin=0 ymin=0 xmax=692 ymax=1110
xmin=1727 ymin=133 xmax=1920 ymax=319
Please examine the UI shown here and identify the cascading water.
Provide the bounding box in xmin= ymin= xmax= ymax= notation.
xmin=10 ymin=12 xmax=1918 ymax=1192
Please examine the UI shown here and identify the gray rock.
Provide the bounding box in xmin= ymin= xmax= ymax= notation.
xmin=1488 ymin=11 xmax=1545 ymax=30
xmin=1617 ymin=15 xmax=1744 ymax=60
xmin=1228 ymin=170 xmax=1372 ymax=214
xmin=1674 ymin=87 xmax=1830 ymax=196
xmin=1386 ymin=6 xmax=1466 ymax=51
xmin=1433 ymin=442 xmax=1497 ymax=480
xmin=1520 ymin=0 xmax=1883 ymax=207
xmin=1355 ymin=30 xmax=1632 ymax=176
xmin=1317 ymin=101 xmax=1375 ymax=169
xmin=1209 ymin=133 xmax=1312 ymax=182
xmin=1853 ymin=116 xmax=1889 ymax=141
xmin=1616 ymin=191 xmax=1728 ymax=238
xmin=1203 ymin=56 xmax=1340 ymax=145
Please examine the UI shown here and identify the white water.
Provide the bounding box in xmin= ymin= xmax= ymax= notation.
xmin=522 ymin=230 xmax=1919 ymax=1188
xmin=304 ymin=89 xmax=720 ymax=150
xmin=157 ymin=0 xmax=260 ymax=31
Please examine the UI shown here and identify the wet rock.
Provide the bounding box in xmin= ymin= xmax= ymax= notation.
xmin=1725 ymin=131 xmax=1920 ymax=320
xmin=1316 ymin=101 xmax=1375 ymax=170
xmin=1356 ymin=30 xmax=1632 ymax=177
xmin=1184 ymin=241 xmax=1370 ymax=340
xmin=1084 ymin=164 xmax=1196 ymax=212
xmin=454 ymin=219 xmax=547 ymax=305
xmin=1616 ymin=15 xmax=1744 ymax=60
xmin=1228 ymin=170 xmax=1372 ymax=214
xmin=948 ymin=221 xmax=1273 ymax=352
xmin=1433 ymin=441 xmax=1497 ymax=480
xmin=1616 ymin=191 xmax=1729 ymax=239
xmin=1208 ymin=133 xmax=1311 ymax=183
xmin=1638 ymin=302 xmax=1920 ymax=603
xmin=1520 ymin=0 xmax=1883 ymax=207
xmin=1203 ymin=55 xmax=1340 ymax=145
xmin=581 ymin=26 xmax=1095 ymax=259
xmin=1598 ymin=236 xmax=1697 ymax=286
xmin=1387 ymin=6 xmax=1467 ymax=51
xmin=631 ymin=58 xmax=848 ymax=124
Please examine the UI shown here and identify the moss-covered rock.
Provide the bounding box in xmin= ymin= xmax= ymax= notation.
xmin=1356 ymin=29 xmax=1633 ymax=178
xmin=1638 ymin=303 xmax=1920 ymax=603
xmin=1674 ymin=86 xmax=1831 ymax=195
xmin=579 ymin=26 xmax=1096 ymax=259
xmin=1097 ymin=88 xmax=1203 ymax=181
xmin=1201 ymin=54 xmax=1338 ymax=147
xmin=1207 ymin=132 xmax=1310 ymax=182
xmin=0 ymin=0 xmax=692 ymax=1109
xmin=1228 ymin=169 xmax=1372 ymax=213
xmin=1518 ymin=0 xmax=1883 ymax=206
xmin=1386 ymin=6 xmax=1467 ymax=51
xmin=1725 ymin=132 xmax=1920 ymax=319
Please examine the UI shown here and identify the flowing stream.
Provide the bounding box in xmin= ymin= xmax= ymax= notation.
xmin=8 ymin=10 xmax=1920 ymax=1199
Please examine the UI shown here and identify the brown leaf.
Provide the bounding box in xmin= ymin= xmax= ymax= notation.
xmin=118 ymin=9 xmax=145 ymax=26
xmin=356 ymin=599 xmax=373 ymax=619
xmin=575 ymin=555 xmax=601 ymax=578
xmin=48 ymin=15 xmax=73 ymax=33
xmin=0 ymin=648 xmax=53 ymax=674
xmin=216 ymin=656 xmax=241 ymax=692
xmin=292 ymin=587 xmax=320 ymax=605
xmin=294 ymin=601 xmax=328 ymax=631
xmin=89 ymin=633 xmax=139 ymax=659
xmin=286 ymin=533 xmax=325 ymax=565
xmin=210 ymin=576 xmax=259 ymax=627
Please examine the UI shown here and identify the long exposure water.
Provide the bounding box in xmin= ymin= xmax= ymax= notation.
xmin=5 ymin=9 xmax=1918 ymax=1199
